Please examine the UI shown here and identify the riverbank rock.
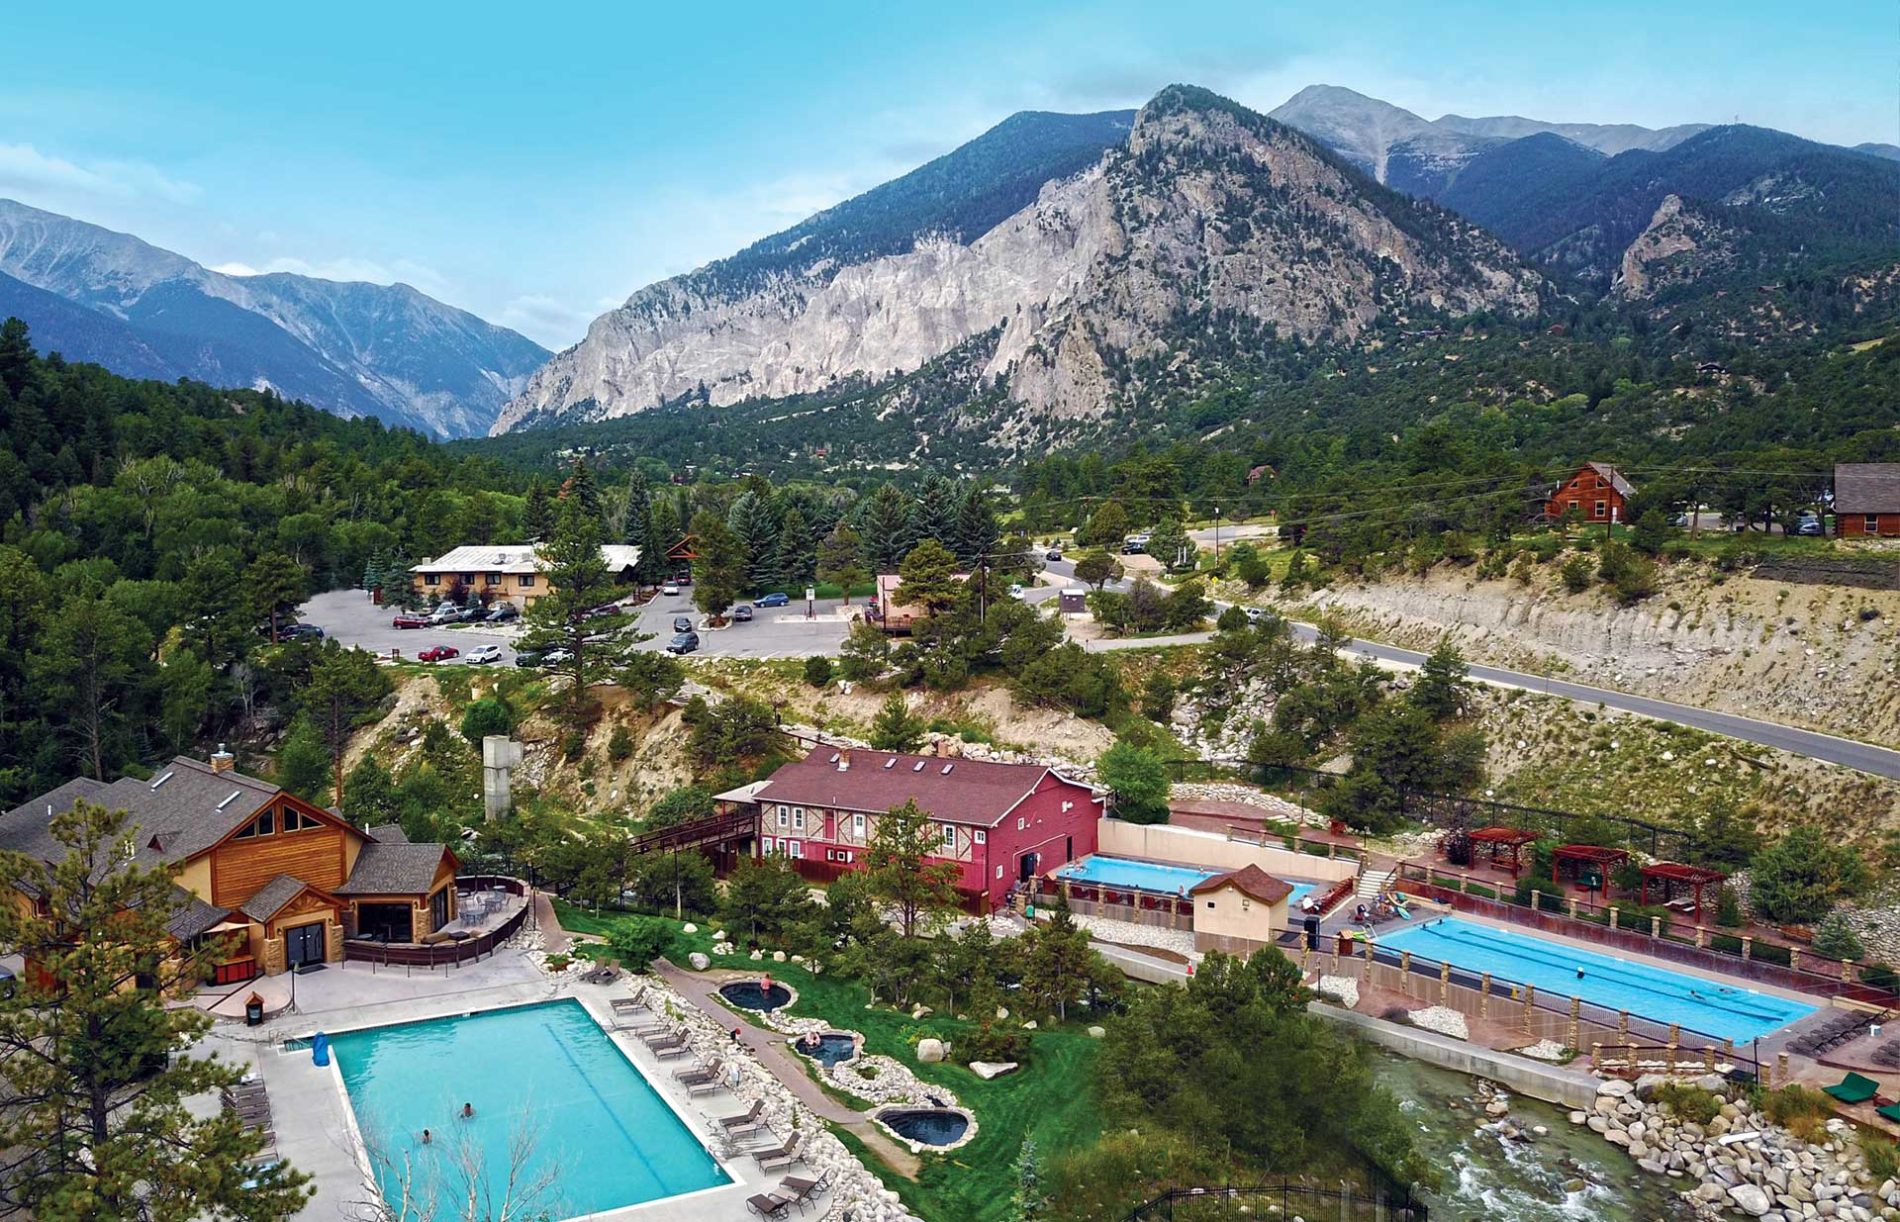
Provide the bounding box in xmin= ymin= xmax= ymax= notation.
xmin=1408 ymin=1006 xmax=1469 ymax=1040
xmin=915 ymin=1038 xmax=945 ymax=1064
xmin=970 ymin=1061 xmax=1018 ymax=1080
xmin=687 ymin=952 xmax=710 ymax=971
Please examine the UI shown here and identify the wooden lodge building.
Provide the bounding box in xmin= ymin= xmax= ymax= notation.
xmin=1834 ymin=463 xmax=1900 ymax=538
xmin=1545 ymin=461 xmax=1637 ymax=525
xmin=720 ymin=745 xmax=1105 ymax=910
xmin=0 ymin=749 xmax=459 ymax=983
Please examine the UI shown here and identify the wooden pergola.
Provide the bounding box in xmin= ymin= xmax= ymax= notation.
xmin=1551 ymin=844 xmax=1630 ymax=893
xmin=1639 ymin=862 xmax=1727 ymax=922
xmin=1467 ymin=826 xmax=1540 ymax=877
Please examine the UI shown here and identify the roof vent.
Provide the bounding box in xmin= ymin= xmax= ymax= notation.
xmin=912 ymin=760 xmax=926 ymax=772
xmin=941 ymin=763 xmax=954 ymax=775
xmin=146 ymin=834 xmax=165 ymax=853
xmin=837 ymin=749 xmax=850 ymax=772
xmin=883 ymin=757 xmax=897 ymax=769
xmin=150 ymin=770 xmax=175 ymax=790
xmin=828 ymin=752 xmax=840 ymax=764
xmin=209 ymin=744 xmax=235 ymax=775
xmin=215 ymin=789 xmax=243 ymax=811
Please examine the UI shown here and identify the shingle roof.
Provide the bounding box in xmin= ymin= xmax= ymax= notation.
xmin=1835 ymin=463 xmax=1900 ymax=513
xmin=241 ymin=874 xmax=316 ymax=922
xmin=1190 ymin=864 xmax=1295 ymax=905
xmin=165 ymin=891 xmax=233 ymax=941
xmin=366 ymin=823 xmax=410 ymax=844
xmin=336 ymin=842 xmax=454 ymax=895
xmin=0 ymin=759 xmax=278 ymax=875
xmin=1585 ymin=462 xmax=1637 ymax=499
xmin=751 ymin=746 xmax=1093 ymax=828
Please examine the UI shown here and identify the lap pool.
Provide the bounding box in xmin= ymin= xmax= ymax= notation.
xmin=1374 ymin=917 xmax=1817 ymax=1044
xmin=1054 ymin=854 xmax=1317 ymax=907
xmin=328 ymin=1000 xmax=727 ymax=1217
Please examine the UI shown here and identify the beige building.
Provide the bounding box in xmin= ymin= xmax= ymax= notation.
xmin=410 ymin=543 xmax=642 ymax=611
xmin=1190 ymin=864 xmax=1295 ymax=955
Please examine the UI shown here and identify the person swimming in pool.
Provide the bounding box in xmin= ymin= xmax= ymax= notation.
xmin=1577 ymin=967 xmax=1585 ymax=979
xmin=421 ymin=1128 xmax=432 ymax=1145
xmin=461 ymin=1102 xmax=475 ymax=1119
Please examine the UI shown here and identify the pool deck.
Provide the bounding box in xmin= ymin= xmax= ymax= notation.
xmin=198 ymin=952 xmax=793 ymax=1222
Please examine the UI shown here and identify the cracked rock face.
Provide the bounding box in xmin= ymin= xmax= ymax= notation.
xmin=494 ymin=87 xmax=1539 ymax=436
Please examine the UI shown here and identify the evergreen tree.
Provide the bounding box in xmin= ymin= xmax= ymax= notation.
xmin=301 ymin=641 xmax=392 ymax=804
xmin=772 ymin=505 xmax=817 ymax=587
xmin=1408 ymin=639 xmax=1471 ymax=719
xmin=624 ymin=469 xmax=662 ymax=584
xmin=247 ymin=551 xmax=308 ymax=641
xmin=896 ymin=538 xmax=964 ymax=618
xmin=864 ymin=798 xmax=963 ymax=940
xmin=816 ymin=522 xmax=869 ymax=604
xmin=647 ymin=493 xmax=683 ymax=583
xmin=275 ymin=716 xmax=330 ymax=802
xmin=688 ymin=508 xmax=745 ymax=620
xmin=727 ymin=490 xmax=781 ymax=591
xmin=523 ymin=478 xmax=553 ymax=542
xmin=855 ymin=483 xmax=916 ymax=572
xmin=1080 ymin=500 xmax=1132 ymax=548
xmin=519 ymin=495 xmax=635 ymax=729
xmin=562 ymin=456 xmax=602 ymax=522
xmin=952 ymin=484 xmax=1001 ymax=567
xmin=914 ymin=474 xmax=959 ymax=549
xmin=869 ymin=692 xmax=927 ymax=752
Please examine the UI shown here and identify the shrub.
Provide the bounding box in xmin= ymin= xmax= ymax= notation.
xmin=1749 ymin=827 xmax=1871 ymax=924
xmin=1654 ymin=1082 xmax=1722 ymax=1125
xmin=1812 ymin=912 xmax=1865 ymax=961
xmin=1560 ymin=555 xmax=1594 ymax=593
xmin=802 ymin=655 xmax=834 ymax=688
xmin=606 ymin=917 xmax=676 ymax=972
xmin=1760 ymin=1085 xmax=1833 ymax=1143
xmin=607 ymin=723 xmax=634 ymax=763
xmin=458 ymin=695 xmax=515 ymax=748
xmin=1863 ymin=962 xmax=1900 ymax=995
xmin=1098 ymin=740 xmax=1171 ymax=825
xmin=1715 ymin=884 xmax=1744 ymax=928
xmin=1864 ymin=1134 xmax=1900 ymax=1186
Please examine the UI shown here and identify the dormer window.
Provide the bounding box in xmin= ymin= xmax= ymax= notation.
xmin=233 ymin=812 xmax=274 ymax=839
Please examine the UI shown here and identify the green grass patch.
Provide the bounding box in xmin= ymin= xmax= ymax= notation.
xmin=550 ymin=906 xmax=1105 ymax=1222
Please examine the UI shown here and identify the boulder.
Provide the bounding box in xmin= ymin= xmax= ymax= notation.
xmin=969 ymin=1061 xmax=1019 ymax=1080
xmin=916 ymin=1038 xmax=946 ymax=1064
xmin=687 ymin=952 xmax=710 ymax=971
xmin=1728 ymin=1184 xmax=1772 ymax=1217
xmin=712 ymin=930 xmax=727 ymax=942
xmin=682 ymin=922 xmax=698 ymax=934
xmin=1597 ymin=1079 xmax=1636 ymax=1098
xmin=1022 ymin=1020 xmax=1039 ymax=1030
xmin=772 ymin=950 xmax=787 ymax=963
xmin=1088 ymin=1026 xmax=1106 ymax=1039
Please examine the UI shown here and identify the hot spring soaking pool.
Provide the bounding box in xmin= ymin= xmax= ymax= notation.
xmin=1374 ymin=917 xmax=1817 ymax=1044
xmin=1054 ymin=854 xmax=1319 ymax=906
xmin=328 ymin=1000 xmax=727 ymax=1217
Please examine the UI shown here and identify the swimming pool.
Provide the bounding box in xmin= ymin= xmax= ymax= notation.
xmin=1055 ymin=854 xmax=1318 ymax=907
xmin=329 ymin=1000 xmax=727 ymax=1217
xmin=1374 ymin=917 xmax=1817 ymax=1043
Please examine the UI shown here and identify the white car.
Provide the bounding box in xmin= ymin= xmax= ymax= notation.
xmin=466 ymin=644 xmax=503 ymax=665
xmin=661 ymin=581 xmax=680 ymax=595
xmin=1008 ymin=583 xmax=1025 ymax=597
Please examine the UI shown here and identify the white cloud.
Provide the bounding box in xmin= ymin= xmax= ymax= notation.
xmin=497 ymin=294 xmax=597 ymax=347
xmin=210 ymin=261 xmax=260 ymax=276
xmin=0 ymin=143 xmax=199 ymax=204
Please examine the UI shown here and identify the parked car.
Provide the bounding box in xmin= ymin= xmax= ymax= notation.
xmin=485 ymin=603 xmax=518 ymax=623
xmin=466 ymin=644 xmax=503 ymax=665
xmin=666 ymin=631 xmax=700 ymax=654
xmin=1045 ymin=548 xmax=1063 ymax=562
xmin=672 ymin=615 xmax=694 ymax=633
xmin=1008 ymin=583 xmax=1025 ymax=597
xmin=427 ymin=605 xmax=460 ymax=624
xmin=457 ymin=605 xmax=488 ymax=622
xmin=1795 ymin=512 xmax=1824 ymax=537
xmin=757 ymin=592 xmax=790 ymax=608
xmin=279 ymin=622 xmax=325 ymax=640
xmin=392 ymin=613 xmax=429 ymax=629
xmin=0 ymin=964 xmax=14 ymax=999
xmin=661 ymin=581 xmax=680 ymax=595
xmin=418 ymin=644 xmax=460 ymax=662
xmin=732 ymin=603 xmax=754 ymax=621
xmin=1244 ymin=605 xmax=1266 ymax=623
xmin=514 ymin=648 xmax=547 ymax=667
xmin=586 ymin=601 xmax=623 ymax=619
xmin=544 ymin=648 xmax=572 ymax=665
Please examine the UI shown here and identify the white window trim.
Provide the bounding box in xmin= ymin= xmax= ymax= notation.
xmin=973 ymin=829 xmax=986 ymax=845
xmin=852 ymin=812 xmax=866 ymax=837
xmin=788 ymin=840 xmax=802 ymax=859
xmin=941 ymin=824 xmax=957 ymax=850
xmin=1016 ymin=816 xmax=1026 ymax=831
xmin=777 ymin=805 xmax=789 ymax=829
xmin=792 ymin=807 xmax=805 ymax=831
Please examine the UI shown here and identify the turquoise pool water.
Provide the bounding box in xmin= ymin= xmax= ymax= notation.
xmin=1054 ymin=854 xmax=1318 ymax=906
xmin=329 ymin=1000 xmax=727 ymax=1217
xmin=1374 ymin=917 xmax=1817 ymax=1043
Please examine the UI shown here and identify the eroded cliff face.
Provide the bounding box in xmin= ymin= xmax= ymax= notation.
xmin=1613 ymin=194 xmax=1738 ymax=298
xmin=494 ymin=86 xmax=1541 ymax=435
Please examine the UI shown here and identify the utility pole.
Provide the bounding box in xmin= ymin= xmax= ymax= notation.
xmin=1213 ymin=506 xmax=1222 ymax=564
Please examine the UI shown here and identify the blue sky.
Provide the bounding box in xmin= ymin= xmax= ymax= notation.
xmin=5 ymin=1 xmax=1893 ymax=347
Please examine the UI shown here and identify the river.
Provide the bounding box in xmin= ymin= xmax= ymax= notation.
xmin=1370 ymin=1050 xmax=1703 ymax=1221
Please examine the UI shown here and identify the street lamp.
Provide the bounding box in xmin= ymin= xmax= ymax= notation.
xmin=1213 ymin=507 xmax=1222 ymax=564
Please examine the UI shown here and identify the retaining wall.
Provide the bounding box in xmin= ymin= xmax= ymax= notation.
xmin=1099 ymin=820 xmax=1358 ymax=883
xmin=1317 ymin=1005 xmax=1602 ymax=1109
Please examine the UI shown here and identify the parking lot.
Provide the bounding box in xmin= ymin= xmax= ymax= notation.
xmin=298 ymin=586 xmax=857 ymax=664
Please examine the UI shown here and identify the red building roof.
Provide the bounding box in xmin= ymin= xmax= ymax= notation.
xmin=1189 ymin=864 xmax=1295 ymax=905
xmin=752 ymin=746 xmax=1094 ymax=828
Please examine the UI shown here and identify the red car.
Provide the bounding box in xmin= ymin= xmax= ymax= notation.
xmin=417 ymin=644 xmax=460 ymax=662
xmin=391 ymin=613 xmax=428 ymax=628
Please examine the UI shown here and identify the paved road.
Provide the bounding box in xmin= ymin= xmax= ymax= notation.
xmin=1034 ymin=558 xmax=1900 ymax=780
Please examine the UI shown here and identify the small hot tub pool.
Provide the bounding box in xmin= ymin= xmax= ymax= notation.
xmin=878 ymin=1107 xmax=970 ymax=1147
xmin=719 ymin=981 xmax=792 ymax=1012
xmin=792 ymin=1032 xmax=857 ymax=1068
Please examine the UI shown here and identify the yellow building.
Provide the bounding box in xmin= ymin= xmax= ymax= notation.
xmin=1190 ymin=864 xmax=1295 ymax=955
xmin=410 ymin=543 xmax=642 ymax=611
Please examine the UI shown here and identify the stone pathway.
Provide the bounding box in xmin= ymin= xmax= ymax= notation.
xmin=655 ymin=961 xmax=922 ymax=1177
xmin=531 ymin=890 xmax=570 ymax=956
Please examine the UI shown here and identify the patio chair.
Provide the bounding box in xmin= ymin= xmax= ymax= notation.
xmin=1822 ymin=1072 xmax=1881 ymax=1104
xmin=777 ymin=1171 xmax=829 ymax=1212
xmin=638 ymin=1028 xmax=686 ymax=1050
xmin=716 ymin=1099 xmax=766 ymax=1134
xmin=754 ymin=1131 xmax=805 ymax=1172
xmin=675 ymin=1058 xmax=724 ymax=1085
xmin=744 ymin=1192 xmax=792 ymax=1219
xmin=1878 ymin=1102 xmax=1900 ymax=1124
xmin=610 ymin=992 xmax=649 ymax=1013
xmin=651 ymin=1040 xmax=693 ymax=1061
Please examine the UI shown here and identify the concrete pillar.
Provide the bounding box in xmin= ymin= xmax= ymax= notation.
xmin=1361 ymin=938 xmax=1375 ymax=984
xmin=1702 ymin=1046 xmax=1716 ymax=1071
xmin=1399 ymin=950 xmax=1412 ymax=997
xmin=1608 ymin=906 xmax=1620 ymax=931
xmin=1649 ymin=915 xmax=1661 ymax=939
xmin=1522 ymin=983 xmax=1536 ymax=1031
xmin=326 ymin=919 xmax=344 ymax=963
xmin=1479 ymin=972 xmax=1491 ymax=1019
xmin=1567 ymin=897 xmax=1579 ymax=919
xmin=1740 ymin=935 xmax=1753 ymax=961
xmin=1618 ymin=1010 xmax=1630 ymax=1038
xmin=1568 ymin=996 xmax=1581 ymax=1051
xmin=1777 ymin=1052 xmax=1790 ymax=1086
xmin=1439 ymin=959 xmax=1450 ymax=1006
xmin=482 ymin=736 xmax=525 ymax=820
xmin=1694 ymin=924 xmax=1706 ymax=949
xmin=1788 ymin=947 xmax=1800 ymax=974
xmin=1841 ymin=958 xmax=1854 ymax=983
xmin=1667 ymin=1023 xmax=1680 ymax=1050
xmin=1530 ymin=888 xmax=1543 ymax=912
xmin=1591 ymin=1041 xmax=1602 ymax=1067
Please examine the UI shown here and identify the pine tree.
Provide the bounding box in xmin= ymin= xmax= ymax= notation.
xmin=523 ymin=478 xmax=553 ymax=542
xmin=952 ymin=484 xmax=1001 ymax=567
xmin=727 ymin=490 xmax=781 ymax=592
xmin=562 ymin=456 xmax=602 ymax=521
xmin=914 ymin=474 xmax=959 ymax=549
xmin=817 ymin=522 xmax=869 ymax=604
xmin=689 ymin=508 xmax=746 ymax=620
xmin=773 ymin=506 xmax=817 ymax=587
xmin=855 ymin=483 xmax=916 ymax=572
xmin=520 ymin=495 xmax=635 ymax=728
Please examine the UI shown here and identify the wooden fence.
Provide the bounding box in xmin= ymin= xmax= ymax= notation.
xmin=343 ymin=876 xmax=530 ymax=971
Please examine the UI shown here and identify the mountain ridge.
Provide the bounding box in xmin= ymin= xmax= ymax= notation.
xmin=0 ymin=199 xmax=548 ymax=437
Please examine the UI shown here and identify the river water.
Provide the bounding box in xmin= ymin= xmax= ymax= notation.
xmin=1370 ymin=1050 xmax=1701 ymax=1222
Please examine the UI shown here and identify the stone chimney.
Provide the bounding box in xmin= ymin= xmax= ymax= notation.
xmin=837 ymin=749 xmax=851 ymax=772
xmin=209 ymin=744 xmax=235 ymax=774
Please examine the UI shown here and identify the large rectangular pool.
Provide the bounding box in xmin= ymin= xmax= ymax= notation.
xmin=1054 ymin=854 xmax=1318 ymax=907
xmin=329 ymin=1000 xmax=728 ymax=1218
xmin=1374 ymin=917 xmax=1817 ymax=1043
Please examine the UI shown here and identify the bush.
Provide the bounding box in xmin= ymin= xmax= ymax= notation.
xmin=1812 ymin=912 xmax=1865 ymax=961
xmin=606 ymin=917 xmax=676 ymax=972
xmin=607 ymin=723 xmax=634 ymax=763
xmin=802 ymin=655 xmax=834 ymax=688
xmin=1654 ymin=1082 xmax=1723 ymax=1125
xmin=1862 ymin=962 xmax=1900 ymax=995
xmin=1749 ymin=827 xmax=1871 ymax=924
xmin=1560 ymin=555 xmax=1594 ymax=593
xmin=1864 ymin=1133 xmax=1900 ymax=1186
xmin=1715 ymin=884 xmax=1744 ymax=927
xmin=458 ymin=695 xmax=515 ymax=748
xmin=1760 ymin=1085 xmax=1833 ymax=1143
xmin=1215 ymin=605 xmax=1250 ymax=633
xmin=1098 ymin=740 xmax=1171 ymax=824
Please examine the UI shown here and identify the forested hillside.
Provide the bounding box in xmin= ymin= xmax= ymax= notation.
xmin=0 ymin=319 xmax=527 ymax=800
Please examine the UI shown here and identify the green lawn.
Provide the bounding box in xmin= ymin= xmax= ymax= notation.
xmin=551 ymin=902 xmax=1106 ymax=1222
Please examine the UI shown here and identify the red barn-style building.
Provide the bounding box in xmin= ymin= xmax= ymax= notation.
xmin=1546 ymin=462 xmax=1636 ymax=525
xmin=734 ymin=746 xmax=1104 ymax=910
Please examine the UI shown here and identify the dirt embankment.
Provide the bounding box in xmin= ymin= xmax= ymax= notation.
xmin=1272 ymin=564 xmax=1900 ymax=748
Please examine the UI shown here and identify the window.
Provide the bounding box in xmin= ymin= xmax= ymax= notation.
xmin=486 ymin=572 xmax=502 ymax=586
xmin=852 ymin=812 xmax=865 ymax=837
xmin=973 ymin=829 xmax=986 ymax=845
xmin=233 ymin=812 xmax=274 ymax=839
xmin=282 ymin=809 xmax=318 ymax=832
xmin=1593 ymin=500 xmax=1608 ymax=519
xmin=518 ymin=574 xmax=536 ymax=588
xmin=425 ymin=573 xmax=440 ymax=586
xmin=461 ymin=573 xmax=475 ymax=584
xmin=941 ymin=824 xmax=956 ymax=850
xmin=1205 ymin=900 xmax=1216 ymax=909
xmin=995 ymin=866 xmax=1004 ymax=880
xmin=1016 ymin=816 xmax=1026 ymax=831
xmin=792 ymin=807 xmax=805 ymax=831
xmin=1868 ymin=515 xmax=1881 ymax=535
xmin=777 ymin=805 xmax=789 ymax=829
xmin=787 ymin=840 xmax=802 ymax=859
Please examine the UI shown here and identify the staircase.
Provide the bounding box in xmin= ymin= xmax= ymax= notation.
xmin=1355 ymin=866 xmax=1394 ymax=902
